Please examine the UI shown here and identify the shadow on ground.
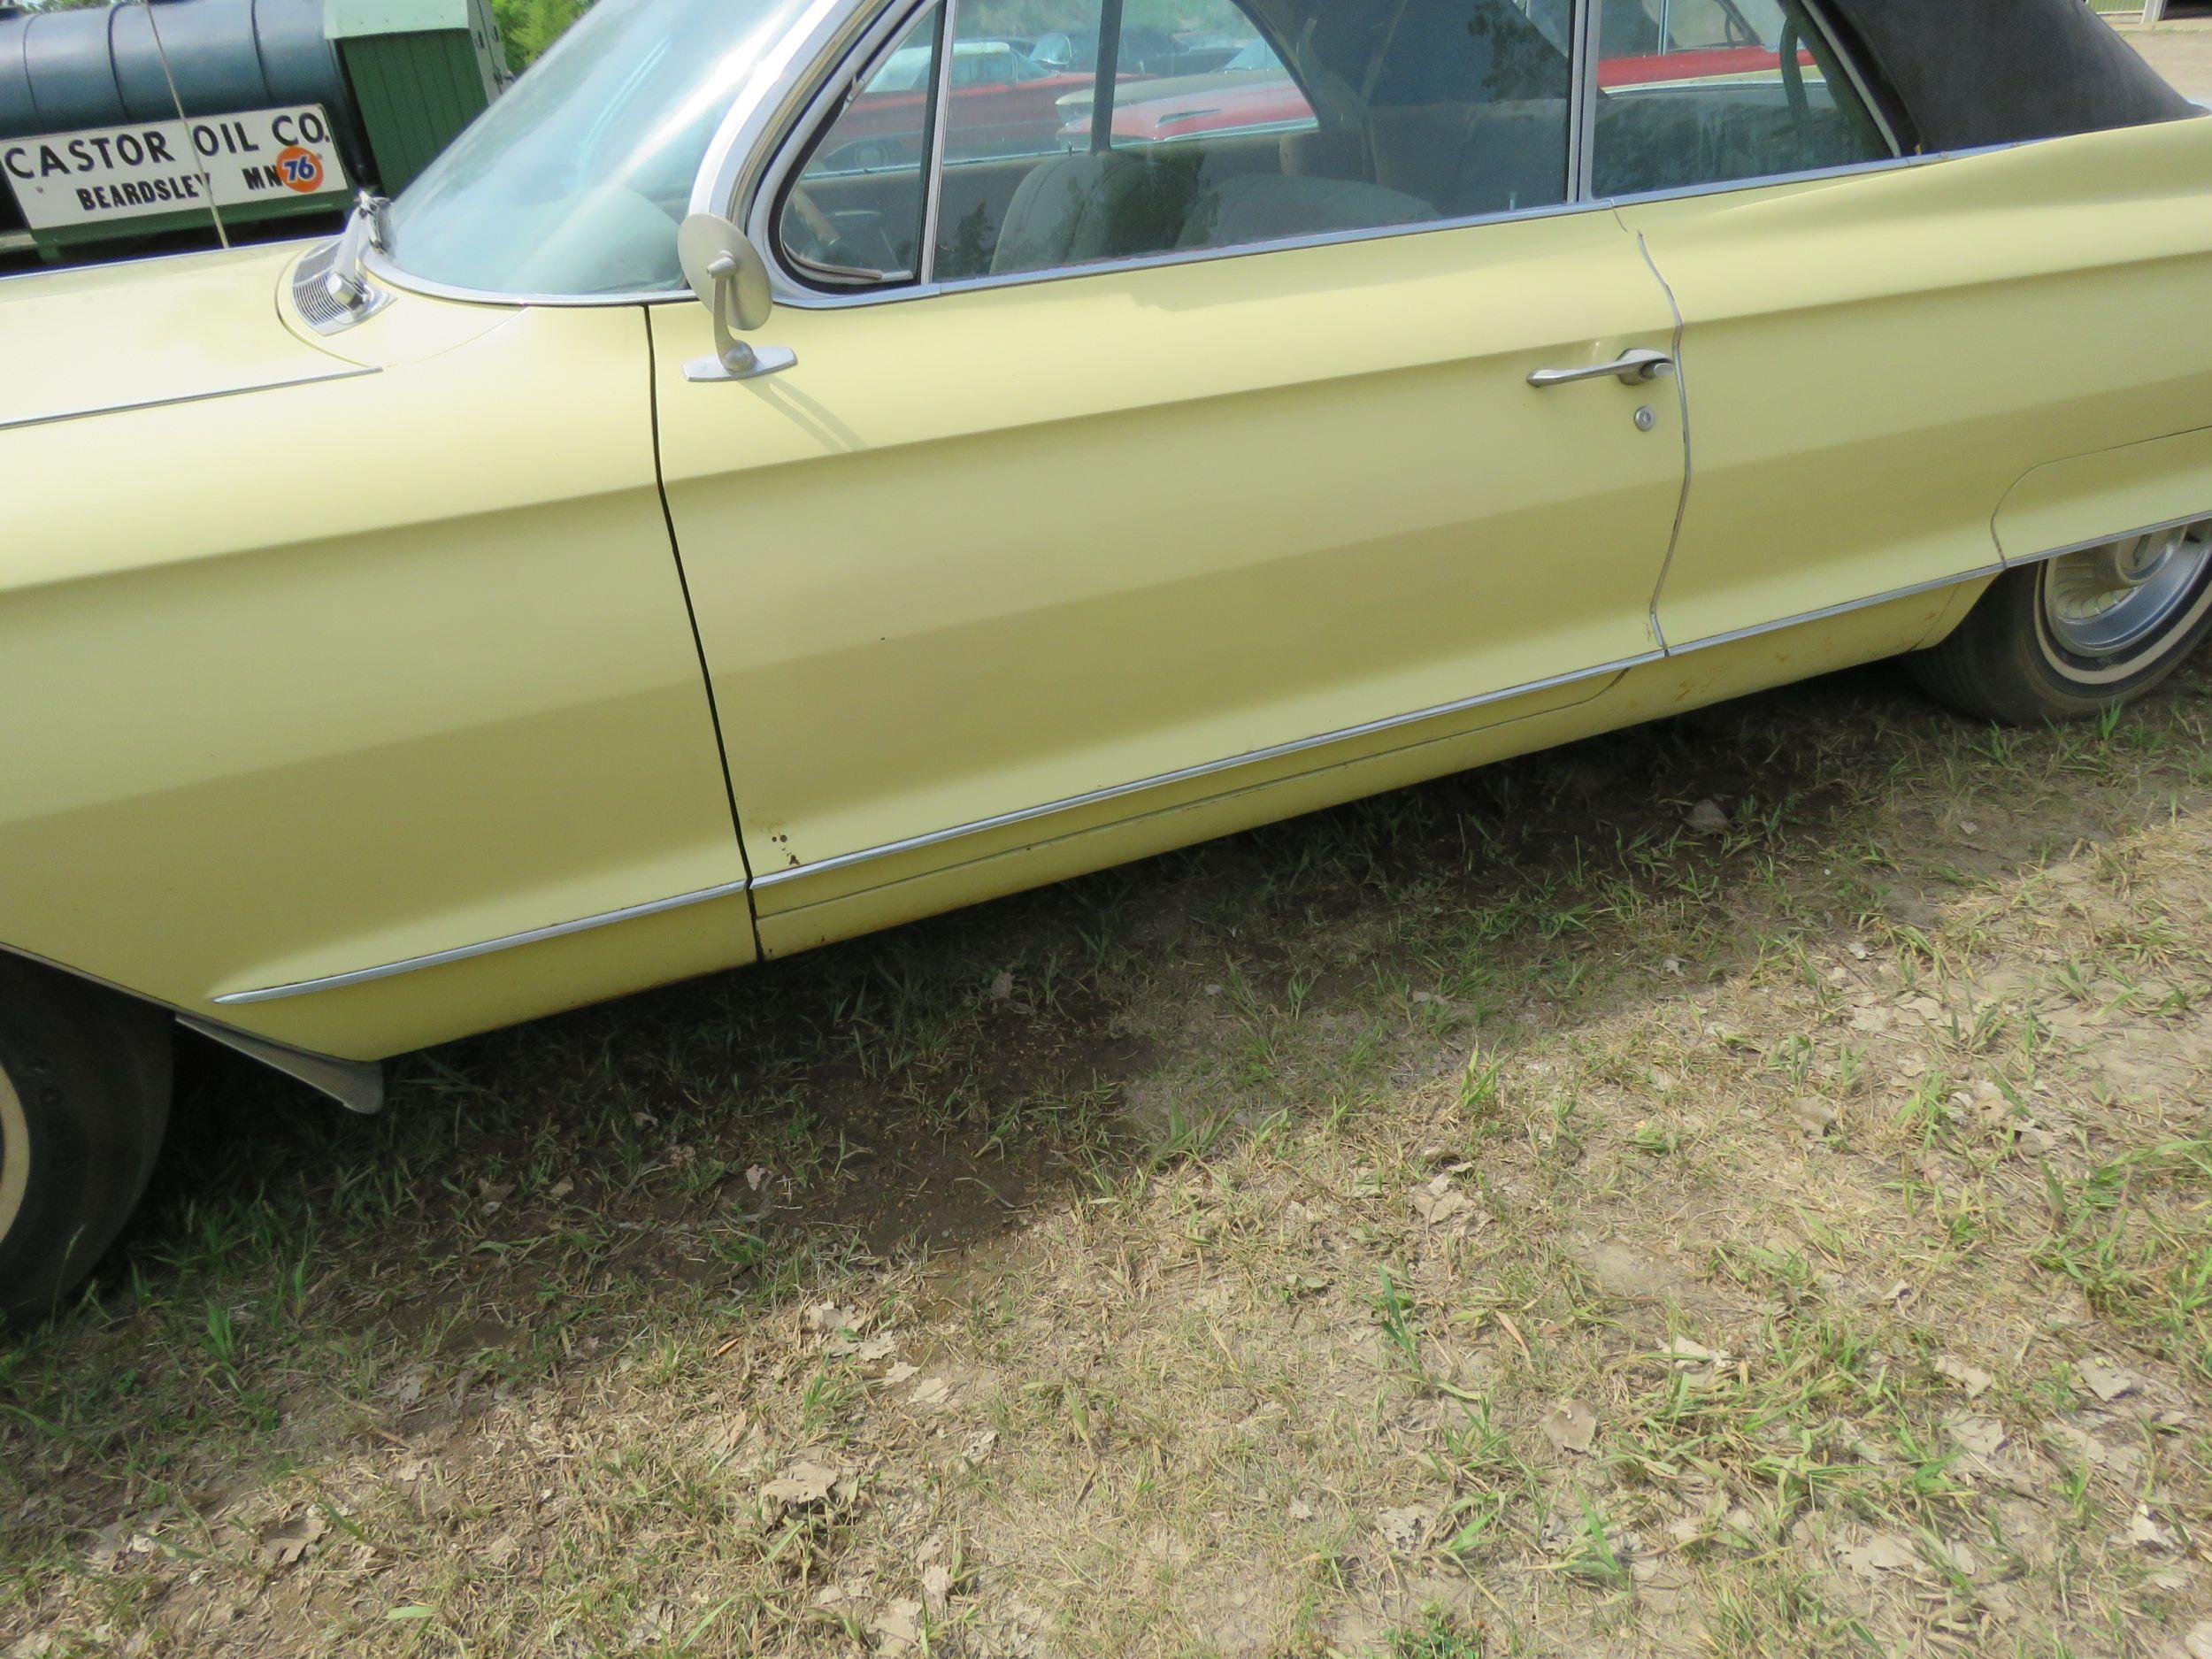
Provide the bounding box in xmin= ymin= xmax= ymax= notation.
xmin=8 ymin=653 xmax=2208 ymax=1535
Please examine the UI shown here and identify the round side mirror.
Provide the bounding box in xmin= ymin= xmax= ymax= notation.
xmin=676 ymin=212 xmax=795 ymax=382
xmin=679 ymin=212 xmax=773 ymax=331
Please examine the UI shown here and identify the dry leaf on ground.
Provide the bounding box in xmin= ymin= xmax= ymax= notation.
xmin=761 ymin=1462 xmax=843 ymax=1512
xmin=1934 ymin=1356 xmax=1992 ymax=1397
xmin=920 ymin=1563 xmax=952 ymax=1611
xmin=1945 ymin=1414 xmax=2008 ymax=1458
xmin=2129 ymin=1506 xmax=2180 ymax=1552
xmin=257 ymin=1511 xmax=325 ymax=1571
xmin=1839 ymin=1534 xmax=1916 ymax=1577
xmin=2078 ymin=1357 xmax=2144 ymax=1402
xmin=1541 ymin=1399 xmax=1598 ymax=1455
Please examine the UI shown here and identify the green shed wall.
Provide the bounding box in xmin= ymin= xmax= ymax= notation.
xmin=340 ymin=32 xmax=490 ymax=194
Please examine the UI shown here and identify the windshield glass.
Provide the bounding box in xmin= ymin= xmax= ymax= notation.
xmin=383 ymin=0 xmax=809 ymax=296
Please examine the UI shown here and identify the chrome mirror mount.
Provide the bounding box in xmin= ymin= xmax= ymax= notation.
xmin=678 ymin=213 xmax=796 ymax=383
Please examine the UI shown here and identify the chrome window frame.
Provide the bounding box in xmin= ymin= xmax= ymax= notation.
xmin=1570 ymin=0 xmax=1601 ymax=201
xmin=363 ymin=0 xmax=1918 ymax=310
xmin=739 ymin=0 xmax=1911 ymax=313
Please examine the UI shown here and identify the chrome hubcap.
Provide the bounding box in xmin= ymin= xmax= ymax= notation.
xmin=2043 ymin=524 xmax=2212 ymax=657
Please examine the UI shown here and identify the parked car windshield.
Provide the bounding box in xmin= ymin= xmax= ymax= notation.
xmin=383 ymin=0 xmax=809 ymax=296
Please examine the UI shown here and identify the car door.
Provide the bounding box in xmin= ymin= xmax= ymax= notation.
xmin=654 ymin=0 xmax=1690 ymax=951
xmin=1600 ymin=0 xmax=2212 ymax=651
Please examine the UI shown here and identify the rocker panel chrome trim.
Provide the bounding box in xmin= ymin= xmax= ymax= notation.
xmin=211 ymin=879 xmax=756 ymax=1005
xmin=748 ymin=649 xmax=1660 ymax=893
xmin=1666 ymin=563 xmax=2008 ymax=656
xmin=219 ymin=512 xmax=2212 ymax=1003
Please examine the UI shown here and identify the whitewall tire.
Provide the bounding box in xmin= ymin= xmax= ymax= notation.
xmin=0 ymin=960 xmax=172 ymax=1325
xmin=1909 ymin=524 xmax=2212 ymax=725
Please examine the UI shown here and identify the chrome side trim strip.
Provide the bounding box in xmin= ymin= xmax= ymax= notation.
xmin=1666 ymin=563 xmax=2008 ymax=657
xmin=1666 ymin=511 xmax=2212 ymax=658
xmin=212 ymin=656 xmax=1651 ymax=1002
xmin=216 ymin=511 xmax=2209 ymax=1002
xmin=211 ymin=878 xmax=755 ymax=1005
xmin=0 ymin=365 xmax=378 ymax=434
xmin=2013 ymin=508 xmax=2212 ymax=569
xmin=751 ymin=651 xmax=1658 ymax=892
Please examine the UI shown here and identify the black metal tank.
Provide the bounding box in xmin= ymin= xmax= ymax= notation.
xmin=0 ymin=0 xmax=358 ymax=147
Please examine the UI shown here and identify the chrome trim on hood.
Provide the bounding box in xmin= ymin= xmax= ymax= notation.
xmin=0 ymin=365 xmax=379 ymax=434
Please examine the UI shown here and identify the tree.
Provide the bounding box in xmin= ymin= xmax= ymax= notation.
xmin=490 ymin=0 xmax=588 ymax=68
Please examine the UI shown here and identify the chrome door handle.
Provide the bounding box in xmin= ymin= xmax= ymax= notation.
xmin=1527 ymin=349 xmax=1676 ymax=388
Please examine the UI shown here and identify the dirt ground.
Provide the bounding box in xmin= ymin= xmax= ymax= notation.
xmin=6 ymin=637 xmax=2212 ymax=1657
xmin=2125 ymin=20 xmax=2212 ymax=104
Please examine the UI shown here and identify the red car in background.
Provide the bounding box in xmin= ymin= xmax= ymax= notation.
xmin=1061 ymin=38 xmax=1313 ymax=148
xmin=1599 ymin=42 xmax=1816 ymax=88
xmin=818 ymin=38 xmax=1099 ymax=172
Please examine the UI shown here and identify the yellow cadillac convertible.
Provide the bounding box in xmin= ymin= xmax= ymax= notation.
xmin=5 ymin=0 xmax=2212 ymax=1318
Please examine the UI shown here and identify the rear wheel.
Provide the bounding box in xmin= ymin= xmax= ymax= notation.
xmin=0 ymin=960 xmax=172 ymax=1327
xmin=1909 ymin=523 xmax=2212 ymax=725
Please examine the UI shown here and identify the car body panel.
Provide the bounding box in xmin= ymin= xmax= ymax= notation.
xmin=753 ymin=586 xmax=1967 ymax=959
xmin=1617 ymin=116 xmax=2212 ymax=649
xmin=1995 ymin=426 xmax=2212 ymax=565
xmin=651 ymin=207 xmax=1685 ymax=926
xmin=0 ymin=279 xmax=749 ymax=1060
xmin=3 ymin=242 xmax=345 ymax=429
xmin=4 ymin=0 xmax=2208 ymax=1073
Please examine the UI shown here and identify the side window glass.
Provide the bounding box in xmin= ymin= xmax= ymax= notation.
xmin=1593 ymin=0 xmax=1891 ymax=197
xmin=937 ymin=0 xmax=1577 ymax=287
xmin=777 ymin=6 xmax=942 ymax=287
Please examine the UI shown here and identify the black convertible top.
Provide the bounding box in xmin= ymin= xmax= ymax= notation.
xmin=1820 ymin=0 xmax=2199 ymax=152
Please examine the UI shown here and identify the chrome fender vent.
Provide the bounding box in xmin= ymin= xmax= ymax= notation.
xmin=292 ymin=238 xmax=392 ymax=335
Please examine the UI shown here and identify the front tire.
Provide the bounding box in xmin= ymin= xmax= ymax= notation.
xmin=0 ymin=959 xmax=172 ymax=1326
xmin=1909 ymin=523 xmax=2212 ymax=725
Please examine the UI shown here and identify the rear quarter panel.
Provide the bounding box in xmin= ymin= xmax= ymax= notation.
xmin=1620 ymin=115 xmax=2212 ymax=646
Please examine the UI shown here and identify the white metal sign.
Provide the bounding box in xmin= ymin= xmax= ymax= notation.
xmin=2 ymin=105 xmax=349 ymax=233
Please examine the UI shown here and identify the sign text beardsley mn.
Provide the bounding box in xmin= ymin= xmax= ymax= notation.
xmin=2 ymin=105 xmax=349 ymax=233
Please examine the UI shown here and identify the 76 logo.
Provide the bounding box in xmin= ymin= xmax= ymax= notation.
xmin=274 ymin=145 xmax=326 ymax=193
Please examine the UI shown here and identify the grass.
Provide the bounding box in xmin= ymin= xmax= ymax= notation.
xmin=5 ymin=655 xmax=2212 ymax=1655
